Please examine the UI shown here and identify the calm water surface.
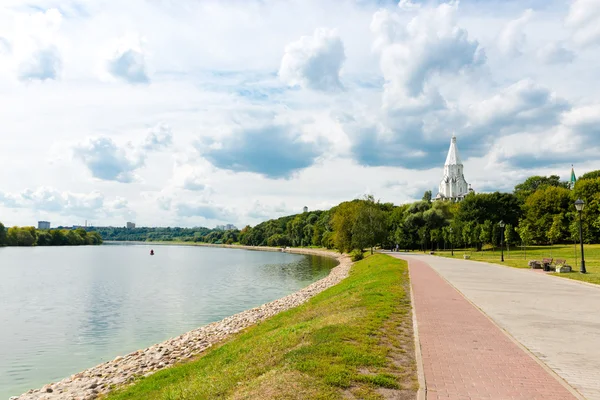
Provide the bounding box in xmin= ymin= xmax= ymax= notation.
xmin=0 ymin=244 xmax=336 ymax=398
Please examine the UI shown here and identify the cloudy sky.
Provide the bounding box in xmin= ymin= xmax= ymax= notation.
xmin=0 ymin=0 xmax=599 ymax=228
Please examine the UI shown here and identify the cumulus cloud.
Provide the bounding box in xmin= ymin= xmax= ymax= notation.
xmin=198 ymin=125 xmax=325 ymax=179
xmin=0 ymin=187 xmax=104 ymax=216
xmin=183 ymin=174 xmax=207 ymax=191
xmin=0 ymin=37 xmax=11 ymax=54
xmin=537 ymin=42 xmax=575 ymax=64
xmin=562 ymin=104 xmax=600 ymax=139
xmin=175 ymin=202 xmax=230 ymax=220
xmin=465 ymin=79 xmax=570 ymax=135
xmin=74 ymin=137 xmax=144 ymax=183
xmin=566 ymin=0 xmax=600 ymax=47
xmin=498 ymin=9 xmax=533 ymax=56
xmin=73 ymin=124 xmax=173 ymax=182
xmin=106 ymin=35 xmax=150 ymax=84
xmin=142 ymin=124 xmax=173 ymax=151
xmin=18 ymin=47 xmax=62 ymax=81
xmin=279 ymin=28 xmax=346 ymax=92
xmin=371 ymin=2 xmax=485 ymax=102
xmin=157 ymin=196 xmax=172 ymax=211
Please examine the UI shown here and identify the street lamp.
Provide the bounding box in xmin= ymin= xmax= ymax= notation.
xmin=575 ymin=199 xmax=586 ymax=273
xmin=449 ymin=227 xmax=454 ymax=256
xmin=499 ymin=220 xmax=505 ymax=262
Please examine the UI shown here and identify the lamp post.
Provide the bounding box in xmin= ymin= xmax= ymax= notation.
xmin=449 ymin=227 xmax=454 ymax=256
xmin=499 ymin=220 xmax=505 ymax=262
xmin=575 ymin=199 xmax=586 ymax=273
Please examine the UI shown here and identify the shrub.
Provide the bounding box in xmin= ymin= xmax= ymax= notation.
xmin=351 ymin=249 xmax=364 ymax=262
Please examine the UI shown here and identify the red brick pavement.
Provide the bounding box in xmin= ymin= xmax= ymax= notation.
xmin=405 ymin=256 xmax=577 ymax=400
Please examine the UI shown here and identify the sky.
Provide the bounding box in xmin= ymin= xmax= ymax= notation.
xmin=1 ymin=0 xmax=599 ymax=229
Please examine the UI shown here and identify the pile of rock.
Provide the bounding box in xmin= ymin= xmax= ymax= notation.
xmin=13 ymin=250 xmax=350 ymax=400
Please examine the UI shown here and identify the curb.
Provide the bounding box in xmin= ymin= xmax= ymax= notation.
xmin=414 ymin=255 xmax=586 ymax=400
xmin=431 ymin=253 xmax=600 ymax=291
xmin=409 ymin=272 xmax=426 ymax=400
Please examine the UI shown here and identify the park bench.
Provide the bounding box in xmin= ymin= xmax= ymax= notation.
xmin=542 ymin=257 xmax=553 ymax=271
xmin=554 ymin=258 xmax=572 ymax=273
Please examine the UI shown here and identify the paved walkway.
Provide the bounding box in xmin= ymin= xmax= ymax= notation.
xmin=391 ymin=253 xmax=598 ymax=399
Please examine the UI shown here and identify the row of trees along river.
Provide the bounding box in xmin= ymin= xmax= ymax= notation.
xmin=0 ymin=226 xmax=103 ymax=246
xmin=236 ymin=170 xmax=600 ymax=256
xmin=76 ymin=170 xmax=600 ymax=259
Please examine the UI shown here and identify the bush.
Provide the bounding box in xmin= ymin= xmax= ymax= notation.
xmin=351 ymin=249 xmax=364 ymax=262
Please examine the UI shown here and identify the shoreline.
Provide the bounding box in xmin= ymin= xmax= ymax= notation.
xmin=13 ymin=247 xmax=351 ymax=400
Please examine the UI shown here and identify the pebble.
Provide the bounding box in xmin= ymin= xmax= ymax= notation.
xmin=11 ymin=249 xmax=350 ymax=400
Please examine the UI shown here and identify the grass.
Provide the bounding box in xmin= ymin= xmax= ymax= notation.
xmin=103 ymin=254 xmax=417 ymax=400
xmin=434 ymin=243 xmax=600 ymax=285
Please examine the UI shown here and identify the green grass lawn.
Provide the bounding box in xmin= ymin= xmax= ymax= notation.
xmin=434 ymin=244 xmax=600 ymax=285
xmin=103 ymin=254 xmax=417 ymax=400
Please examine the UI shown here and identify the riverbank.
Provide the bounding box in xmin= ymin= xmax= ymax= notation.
xmin=106 ymin=253 xmax=416 ymax=400
xmin=13 ymin=247 xmax=350 ymax=400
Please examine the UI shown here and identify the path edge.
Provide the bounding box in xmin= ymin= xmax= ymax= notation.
xmin=415 ymin=256 xmax=587 ymax=400
xmin=408 ymin=262 xmax=426 ymax=400
xmin=433 ymin=254 xmax=600 ymax=290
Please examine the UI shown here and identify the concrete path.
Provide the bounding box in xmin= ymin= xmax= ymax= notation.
xmin=394 ymin=252 xmax=600 ymax=399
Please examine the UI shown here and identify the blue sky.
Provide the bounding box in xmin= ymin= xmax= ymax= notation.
xmin=0 ymin=0 xmax=599 ymax=228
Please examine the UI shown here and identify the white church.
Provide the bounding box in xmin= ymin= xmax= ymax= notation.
xmin=435 ymin=134 xmax=473 ymax=202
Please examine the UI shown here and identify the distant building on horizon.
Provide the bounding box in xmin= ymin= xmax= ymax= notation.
xmin=435 ymin=134 xmax=473 ymax=202
xmin=303 ymin=206 xmax=308 ymax=213
xmin=215 ymin=224 xmax=237 ymax=231
xmin=126 ymin=222 xmax=136 ymax=229
xmin=38 ymin=221 xmax=50 ymax=230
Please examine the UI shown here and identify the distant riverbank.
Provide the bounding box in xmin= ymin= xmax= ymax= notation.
xmin=14 ymin=246 xmax=349 ymax=400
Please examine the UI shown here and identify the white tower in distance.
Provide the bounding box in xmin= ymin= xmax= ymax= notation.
xmin=435 ymin=134 xmax=472 ymax=201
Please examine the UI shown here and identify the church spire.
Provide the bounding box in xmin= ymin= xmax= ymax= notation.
xmin=444 ymin=133 xmax=462 ymax=166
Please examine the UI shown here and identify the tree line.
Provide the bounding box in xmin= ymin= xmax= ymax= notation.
xmin=0 ymin=224 xmax=103 ymax=246
xmin=88 ymin=226 xmax=240 ymax=244
xmin=235 ymin=171 xmax=600 ymax=254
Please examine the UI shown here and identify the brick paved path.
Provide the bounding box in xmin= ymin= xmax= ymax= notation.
xmin=401 ymin=256 xmax=577 ymax=400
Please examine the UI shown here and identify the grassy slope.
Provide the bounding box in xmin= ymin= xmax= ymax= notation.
xmin=435 ymin=244 xmax=600 ymax=284
xmin=104 ymin=254 xmax=416 ymax=400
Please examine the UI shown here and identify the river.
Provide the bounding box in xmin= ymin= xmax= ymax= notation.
xmin=0 ymin=243 xmax=336 ymax=399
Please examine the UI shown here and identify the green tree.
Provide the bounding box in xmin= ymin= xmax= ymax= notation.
xmin=331 ymin=201 xmax=361 ymax=253
xmin=523 ymin=186 xmax=572 ymax=243
xmin=547 ymin=214 xmax=564 ymax=256
xmin=517 ymin=223 xmax=533 ymax=259
xmin=514 ymin=175 xmax=568 ymax=203
xmin=479 ymin=220 xmax=493 ymax=248
xmin=422 ymin=190 xmax=432 ymax=202
xmin=0 ymin=222 xmax=6 ymax=246
xmin=504 ymin=223 xmax=516 ymax=253
xmin=352 ymin=197 xmax=387 ymax=254
xmin=579 ymin=170 xmax=600 ymax=181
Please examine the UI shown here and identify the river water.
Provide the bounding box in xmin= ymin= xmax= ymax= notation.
xmin=0 ymin=244 xmax=336 ymax=398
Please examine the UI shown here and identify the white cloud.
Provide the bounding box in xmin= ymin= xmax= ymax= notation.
xmin=498 ymin=9 xmax=533 ymax=56
xmin=73 ymin=137 xmax=145 ymax=183
xmin=537 ymin=42 xmax=575 ymax=64
xmin=1 ymin=0 xmax=600 ymax=228
xmin=105 ymin=34 xmax=150 ymax=84
xmin=0 ymin=187 xmax=104 ymax=216
xmin=279 ymin=28 xmax=346 ymax=92
xmin=18 ymin=47 xmax=61 ymax=81
xmin=371 ymin=2 xmax=485 ymax=105
xmin=566 ymin=0 xmax=600 ymax=47
xmin=143 ymin=124 xmax=173 ymax=151
xmin=465 ymin=79 xmax=570 ymax=134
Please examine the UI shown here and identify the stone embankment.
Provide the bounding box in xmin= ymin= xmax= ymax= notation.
xmin=13 ymin=248 xmax=350 ymax=400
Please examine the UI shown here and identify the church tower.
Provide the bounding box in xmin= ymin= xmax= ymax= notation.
xmin=435 ymin=134 xmax=471 ymax=201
